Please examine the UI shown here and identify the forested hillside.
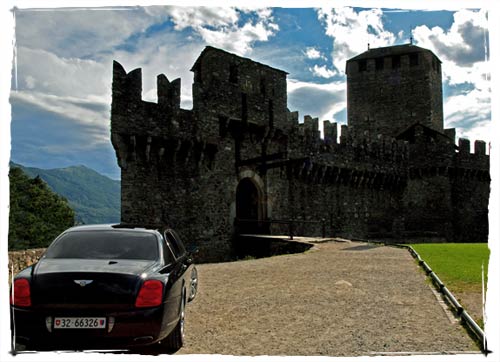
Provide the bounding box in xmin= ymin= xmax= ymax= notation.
xmin=11 ymin=163 xmax=120 ymax=224
xmin=9 ymin=167 xmax=75 ymax=250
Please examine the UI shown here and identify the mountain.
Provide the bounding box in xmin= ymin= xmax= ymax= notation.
xmin=10 ymin=163 xmax=120 ymax=225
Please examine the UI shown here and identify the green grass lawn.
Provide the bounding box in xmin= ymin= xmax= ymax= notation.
xmin=411 ymin=243 xmax=490 ymax=293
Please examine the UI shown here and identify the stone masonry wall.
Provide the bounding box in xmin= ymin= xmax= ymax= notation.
xmin=8 ymin=248 xmax=46 ymax=284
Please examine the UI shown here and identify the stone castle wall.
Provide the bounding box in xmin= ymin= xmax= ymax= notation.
xmin=111 ymin=45 xmax=490 ymax=262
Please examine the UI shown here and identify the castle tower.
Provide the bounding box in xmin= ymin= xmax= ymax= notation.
xmin=346 ymin=44 xmax=444 ymax=138
xmin=190 ymin=46 xmax=289 ymax=139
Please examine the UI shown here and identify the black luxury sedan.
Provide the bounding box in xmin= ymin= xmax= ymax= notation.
xmin=10 ymin=224 xmax=199 ymax=353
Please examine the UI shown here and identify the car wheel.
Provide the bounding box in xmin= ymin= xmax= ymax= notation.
xmin=160 ymin=295 xmax=185 ymax=353
xmin=188 ymin=267 xmax=198 ymax=302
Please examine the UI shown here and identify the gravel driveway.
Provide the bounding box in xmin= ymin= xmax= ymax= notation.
xmin=180 ymin=240 xmax=478 ymax=356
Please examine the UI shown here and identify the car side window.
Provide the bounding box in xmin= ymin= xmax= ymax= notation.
xmin=164 ymin=230 xmax=186 ymax=259
xmin=160 ymin=235 xmax=175 ymax=264
xmin=170 ymin=230 xmax=187 ymax=254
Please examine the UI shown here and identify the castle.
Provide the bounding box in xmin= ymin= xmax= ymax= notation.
xmin=111 ymin=44 xmax=490 ymax=261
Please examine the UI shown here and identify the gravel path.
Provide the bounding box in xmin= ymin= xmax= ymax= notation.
xmin=180 ymin=240 xmax=478 ymax=356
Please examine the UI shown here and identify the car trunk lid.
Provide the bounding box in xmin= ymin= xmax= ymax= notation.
xmin=31 ymin=258 xmax=156 ymax=306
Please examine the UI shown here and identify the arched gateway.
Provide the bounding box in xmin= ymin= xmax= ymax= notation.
xmin=235 ymin=177 xmax=267 ymax=235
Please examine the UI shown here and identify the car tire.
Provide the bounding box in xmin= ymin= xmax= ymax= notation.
xmin=160 ymin=295 xmax=185 ymax=353
xmin=188 ymin=267 xmax=198 ymax=302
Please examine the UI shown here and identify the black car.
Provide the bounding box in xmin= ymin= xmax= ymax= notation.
xmin=10 ymin=224 xmax=198 ymax=353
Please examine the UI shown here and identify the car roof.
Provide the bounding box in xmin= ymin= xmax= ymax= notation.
xmin=63 ymin=224 xmax=165 ymax=234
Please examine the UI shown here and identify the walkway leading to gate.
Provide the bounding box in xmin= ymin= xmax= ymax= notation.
xmin=181 ymin=239 xmax=479 ymax=356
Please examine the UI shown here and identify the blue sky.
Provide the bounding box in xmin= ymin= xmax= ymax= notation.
xmin=6 ymin=4 xmax=493 ymax=179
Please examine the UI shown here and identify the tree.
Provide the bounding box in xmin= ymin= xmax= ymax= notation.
xmin=8 ymin=167 xmax=75 ymax=250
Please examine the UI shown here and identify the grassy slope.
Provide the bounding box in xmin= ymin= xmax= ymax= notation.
xmin=412 ymin=243 xmax=490 ymax=293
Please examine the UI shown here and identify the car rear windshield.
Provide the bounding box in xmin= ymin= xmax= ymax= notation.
xmin=44 ymin=230 xmax=159 ymax=260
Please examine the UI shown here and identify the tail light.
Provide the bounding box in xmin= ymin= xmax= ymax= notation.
xmin=11 ymin=278 xmax=31 ymax=307
xmin=135 ymin=280 xmax=163 ymax=308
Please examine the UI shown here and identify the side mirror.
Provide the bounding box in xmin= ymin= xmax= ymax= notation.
xmin=187 ymin=245 xmax=200 ymax=256
xmin=186 ymin=246 xmax=199 ymax=265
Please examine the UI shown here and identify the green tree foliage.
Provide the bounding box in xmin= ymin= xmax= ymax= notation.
xmin=9 ymin=167 xmax=75 ymax=250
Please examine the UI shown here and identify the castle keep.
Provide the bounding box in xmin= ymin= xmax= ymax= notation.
xmin=111 ymin=44 xmax=490 ymax=261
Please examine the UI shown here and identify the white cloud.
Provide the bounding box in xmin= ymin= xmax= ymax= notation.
xmin=317 ymin=7 xmax=395 ymax=74
xmin=162 ymin=7 xmax=279 ymax=56
xmin=287 ymin=78 xmax=344 ymax=93
xmin=310 ymin=65 xmax=337 ymax=79
xmin=15 ymin=6 xmax=279 ymax=65
xmin=14 ymin=7 xmax=166 ymax=58
xmin=11 ymin=91 xmax=110 ymax=145
xmin=412 ymin=9 xmax=488 ymax=67
xmin=305 ymin=47 xmax=323 ymax=59
xmin=164 ymin=6 xmax=239 ymax=30
xmin=196 ymin=20 xmax=277 ymax=55
xmin=287 ymin=78 xmax=346 ymax=123
xmin=442 ymin=60 xmax=490 ymax=88
xmin=411 ymin=9 xmax=490 ymax=143
xmin=444 ymin=88 xmax=490 ymax=143
xmin=412 ymin=9 xmax=489 ymax=90
xmin=24 ymin=75 xmax=36 ymax=89
xmin=14 ymin=46 xmax=110 ymax=99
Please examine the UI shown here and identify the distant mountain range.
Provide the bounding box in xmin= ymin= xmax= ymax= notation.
xmin=10 ymin=163 xmax=120 ymax=225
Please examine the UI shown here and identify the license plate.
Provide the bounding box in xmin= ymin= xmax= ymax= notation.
xmin=54 ymin=317 xmax=106 ymax=329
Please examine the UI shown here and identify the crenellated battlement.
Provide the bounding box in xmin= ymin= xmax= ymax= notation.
xmin=112 ymin=60 xmax=182 ymax=112
xmin=111 ymin=61 xmax=197 ymax=140
xmin=451 ymin=138 xmax=490 ymax=180
xmin=288 ymin=115 xmax=410 ymax=168
xmin=157 ymin=73 xmax=181 ymax=112
xmin=112 ymin=61 xmax=142 ymax=109
xmin=456 ymin=138 xmax=488 ymax=157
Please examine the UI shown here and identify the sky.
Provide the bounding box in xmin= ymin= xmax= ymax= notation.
xmin=5 ymin=3 xmax=494 ymax=180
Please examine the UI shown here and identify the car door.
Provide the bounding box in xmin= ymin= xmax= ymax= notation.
xmin=164 ymin=230 xmax=187 ymax=259
xmin=163 ymin=230 xmax=188 ymax=295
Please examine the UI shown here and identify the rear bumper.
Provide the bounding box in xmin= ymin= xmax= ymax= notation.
xmin=11 ymin=303 xmax=179 ymax=350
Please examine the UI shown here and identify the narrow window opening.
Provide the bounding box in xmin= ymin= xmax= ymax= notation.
xmin=241 ymin=93 xmax=248 ymax=122
xmin=260 ymin=77 xmax=266 ymax=96
xmin=219 ymin=116 xmax=228 ymax=137
xmin=229 ymin=64 xmax=238 ymax=84
xmin=375 ymin=57 xmax=384 ymax=70
xmin=410 ymin=53 xmax=419 ymax=67
xmin=358 ymin=60 xmax=367 ymax=72
xmin=268 ymin=100 xmax=274 ymax=128
xmin=392 ymin=55 xmax=401 ymax=69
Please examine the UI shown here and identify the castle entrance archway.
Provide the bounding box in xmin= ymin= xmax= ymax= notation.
xmin=235 ymin=177 xmax=267 ymax=234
